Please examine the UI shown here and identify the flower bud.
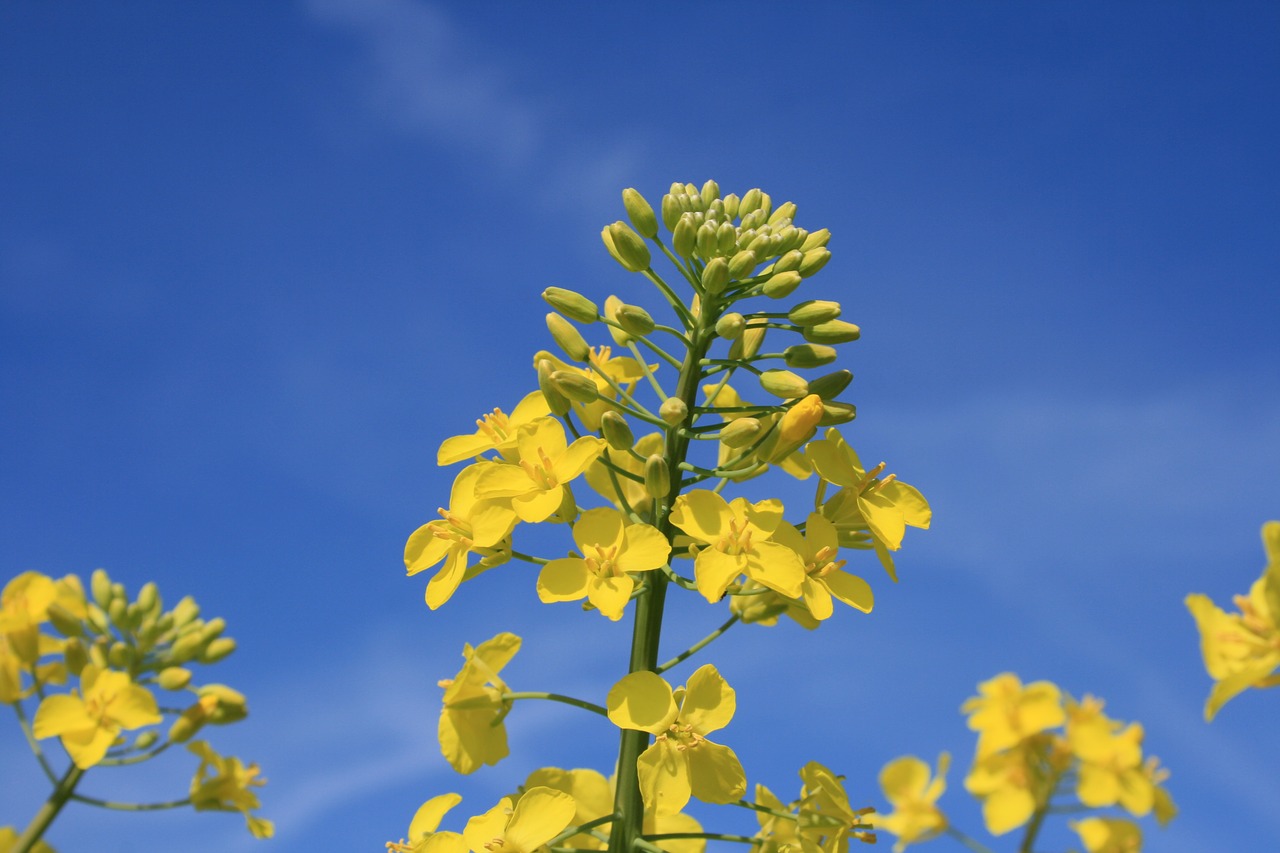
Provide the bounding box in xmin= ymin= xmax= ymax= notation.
xmin=715 ymin=222 xmax=736 ymax=256
xmin=108 ymin=641 xmax=132 ymax=668
xmin=542 ymin=287 xmax=599 ymax=324
xmin=672 ymin=216 xmax=697 ymax=258
xmin=715 ymin=312 xmax=745 ymax=340
xmin=199 ymin=617 xmax=226 ymax=644
xmin=740 ymin=188 xmax=763 ymax=217
xmin=85 ymin=604 xmax=110 ymax=635
xmin=727 ymin=249 xmax=758 ymax=280
xmin=719 ymin=417 xmax=762 ymax=448
xmin=46 ymin=603 xmax=84 ymax=637
xmin=808 ymin=369 xmax=854 ymax=400
xmin=158 ymin=666 xmax=193 ymax=691
xmin=199 ymin=684 xmax=249 ymax=724
xmin=803 ymin=320 xmax=861 ymax=344
xmin=644 ymin=455 xmax=670 ymax=500
xmin=818 ymin=400 xmax=857 ymax=425
xmin=768 ymin=201 xmax=797 ymax=226
xmin=783 ymin=344 xmax=838 ymax=369
xmin=801 ymin=228 xmax=831 ymax=251
xmin=659 ymin=397 xmax=688 ymax=426
xmin=762 ymin=270 xmax=803 ymax=299
xmin=661 ymin=193 xmax=683 ymax=231
xmin=199 ymin=637 xmax=237 ymax=664
xmin=616 ymin=304 xmax=656 ymax=337
xmin=696 ymin=221 xmax=718 ymax=260
xmin=759 ymin=370 xmax=809 ymax=399
xmin=731 ymin=585 xmax=789 ymax=624
xmin=722 ymin=193 xmax=740 ymax=220
xmin=171 ymin=630 xmax=204 ymax=664
xmin=700 ymin=179 xmax=720 ymax=207
xmin=549 ymin=370 xmax=598 ymax=404
xmin=168 ymin=704 xmax=208 ymax=743
xmin=108 ymin=597 xmax=128 ymax=628
xmin=603 ymin=295 xmax=631 ymax=345
xmin=90 ymin=569 xmax=113 ymax=609
xmin=771 ymin=249 xmax=804 ymax=274
xmin=171 ymin=596 xmax=200 ymax=628
xmin=799 ymin=247 xmax=831 ymax=278
xmin=773 ymin=394 xmax=824 ymax=460
xmin=788 ymin=300 xmax=841 ymax=325
xmin=622 ymin=188 xmax=659 ymax=238
xmin=546 ymin=313 xmax=591 ymax=362
xmin=134 ymin=731 xmax=159 ymax=751
xmin=537 ymin=359 xmax=572 ymax=416
xmin=602 ymin=221 xmax=651 ymax=272
xmin=701 ymin=257 xmax=729 ymax=296
xmin=63 ymin=637 xmax=88 ymax=676
xmin=728 ymin=321 xmax=766 ymax=359
xmin=600 ymin=411 xmax=635 ymax=450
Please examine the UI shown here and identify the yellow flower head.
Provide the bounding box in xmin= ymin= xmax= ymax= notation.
xmin=537 ymin=508 xmax=671 ymax=621
xmin=876 ymin=753 xmax=950 ymax=852
xmin=437 ymin=393 xmax=552 ymax=465
xmin=1071 ymin=817 xmax=1142 ymax=853
xmin=188 ymin=739 xmax=273 ymax=839
xmin=606 ymin=665 xmax=746 ymax=815
xmin=475 ymin=418 xmax=606 ymax=523
xmin=772 ymin=514 xmax=873 ymax=621
xmin=797 ymin=761 xmax=874 ymax=853
xmin=32 ymin=664 xmax=161 ymax=768
xmin=669 ymin=490 xmax=805 ymax=603
xmin=405 ymin=464 xmax=519 ymax=609
xmin=962 ymin=673 xmax=1065 ymax=759
xmin=463 ymin=787 xmax=577 ymax=853
xmin=438 ymin=633 xmax=522 ymax=775
xmin=0 ymin=571 xmax=60 ymax=664
xmin=387 ymin=793 xmax=463 ymax=853
xmin=963 ymin=742 xmax=1040 ymax=836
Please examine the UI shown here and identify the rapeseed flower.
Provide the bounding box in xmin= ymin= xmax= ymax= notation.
xmin=438 ymin=633 xmax=521 ymax=774
xmin=188 ymin=739 xmax=273 ymax=838
xmin=962 ymin=673 xmax=1065 ymax=759
xmin=771 ymin=514 xmax=872 ymax=620
xmin=32 ymin=664 xmax=161 ymax=768
xmin=386 ymin=793 xmax=463 ymax=853
xmin=1071 ymin=817 xmax=1142 ymax=853
xmin=475 ymin=418 xmax=605 ymax=523
xmin=537 ymin=508 xmax=670 ymax=620
xmin=437 ymin=393 xmax=552 ymax=465
xmin=876 ymin=753 xmax=949 ymax=851
xmin=462 ymin=787 xmax=576 ymax=853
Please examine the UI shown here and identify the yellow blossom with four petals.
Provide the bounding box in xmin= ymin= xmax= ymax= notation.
xmin=876 ymin=753 xmax=950 ymax=851
xmin=475 ymin=418 xmax=605 ymax=523
xmin=438 ymin=633 xmax=522 ymax=774
xmin=32 ymin=664 xmax=161 ymax=769
xmin=537 ymin=508 xmax=670 ymax=621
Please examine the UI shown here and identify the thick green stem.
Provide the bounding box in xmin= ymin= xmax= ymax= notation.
xmin=15 ymin=763 xmax=85 ymax=853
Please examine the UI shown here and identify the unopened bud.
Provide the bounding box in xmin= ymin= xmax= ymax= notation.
xmin=108 ymin=597 xmax=128 ymax=627
xmin=661 ymin=193 xmax=683 ymax=231
xmin=716 ymin=222 xmax=737 ymax=255
xmin=537 ymin=359 xmax=572 ymax=416
xmin=133 ymin=731 xmax=158 ymax=751
xmin=168 ymin=706 xmax=206 ymax=743
xmin=198 ymin=617 xmax=226 ymax=645
xmin=546 ymin=313 xmax=590 ymax=362
xmin=198 ymin=684 xmax=249 ymax=723
xmin=542 ymin=287 xmax=599 ymax=323
xmin=644 ymin=455 xmax=670 ymax=500
xmin=768 ymin=201 xmax=797 ymax=226
xmin=715 ymin=312 xmax=745 ymax=340
xmin=659 ymin=397 xmax=688 ymax=426
xmin=91 ymin=569 xmax=112 ymax=609
xmin=63 ymin=637 xmax=88 ymax=676
xmin=799 ymin=247 xmax=831 ymax=278
xmin=762 ymin=270 xmax=803 ymax=299
xmin=740 ymin=188 xmax=763 ymax=217
xmin=170 ymin=631 xmax=204 ymax=664
xmin=603 ymin=295 xmax=631 ymax=345
xmin=803 ymin=320 xmax=861 ymax=344
xmin=47 ymin=603 xmax=83 ymax=637
xmin=772 ymin=250 xmax=804 ymax=274
xmin=171 ymin=596 xmax=200 ymax=628
xmin=603 ymin=221 xmax=651 ymax=272
xmin=600 ymin=411 xmax=635 ymax=450
xmin=701 ymin=257 xmax=729 ymax=295
xmin=759 ymin=370 xmax=809 ymax=399
xmin=551 ymin=370 xmax=600 ymax=403
xmin=696 ymin=221 xmax=718 ymax=259
xmin=818 ymin=401 xmax=858 ymax=426
xmin=722 ymin=193 xmax=740 ymax=220
xmin=808 ymin=370 xmax=854 ymax=400
xmin=728 ymin=322 xmax=766 ymax=359
xmin=773 ymin=394 xmax=825 ymax=459
xmin=801 ymin=228 xmax=831 ymax=251
xmin=788 ymin=300 xmax=841 ymax=325
xmin=700 ymin=179 xmax=720 ymax=207
xmin=727 ymin=249 xmax=758 ymax=280
xmin=616 ymin=304 xmax=655 ymax=337
xmin=783 ymin=344 xmax=838 ymax=369
xmin=622 ymin=188 xmax=659 ymax=238
xmin=719 ymin=417 xmax=762 ymax=448
xmin=672 ymin=216 xmax=697 ymax=258
xmin=199 ymin=637 xmax=237 ymax=664
xmin=108 ymin=641 xmax=132 ymax=668
xmin=158 ymin=666 xmax=193 ymax=691
xmin=135 ymin=581 xmax=158 ymax=615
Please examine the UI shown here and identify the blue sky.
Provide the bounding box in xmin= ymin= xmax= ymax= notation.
xmin=2 ymin=1 xmax=1278 ymax=850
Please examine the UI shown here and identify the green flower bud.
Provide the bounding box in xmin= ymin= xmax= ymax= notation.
xmin=788 ymin=300 xmax=841 ymax=325
xmin=696 ymin=221 xmax=718 ymax=259
xmin=171 ymin=596 xmax=200 ymax=628
xmin=659 ymin=397 xmax=688 ymax=426
xmin=85 ymin=604 xmax=110 ymax=635
xmin=672 ymin=215 xmax=697 ymax=258
xmin=125 ymin=602 xmax=144 ymax=631
xmin=722 ymin=193 xmax=740 ymax=220
xmin=63 ymin=637 xmax=88 ymax=676
xmin=700 ymin=179 xmax=720 ymax=207
xmin=701 ymin=257 xmax=729 ymax=296
xmin=546 ymin=313 xmax=590 ymax=362
xmin=799 ymin=247 xmax=831 ymax=278
xmin=715 ymin=312 xmax=745 ymax=340
xmin=762 ymin=270 xmax=803 ymax=299
xmin=199 ymin=617 xmax=227 ymax=645
xmin=133 ymin=731 xmax=158 ymax=751
xmin=602 ymin=295 xmax=632 ymax=346
xmin=158 ymin=666 xmax=193 ymax=691
xmin=111 ymin=581 xmax=126 ymax=603
xmin=135 ymin=581 xmax=159 ymax=615
xmin=170 ymin=631 xmax=204 ymax=664
xmin=168 ymin=708 xmax=205 ymax=744
xmin=783 ymin=344 xmax=838 ymax=369
xmin=108 ymin=641 xmax=132 ymax=668
xmin=803 ymin=320 xmax=861 ymax=344
xmin=622 ymin=188 xmax=659 ymax=238
xmin=607 ymin=221 xmax=651 ymax=272
xmin=818 ymin=400 xmax=858 ymax=425
xmin=713 ymin=222 xmax=734 ymax=255
xmin=719 ymin=417 xmax=762 ymax=448
xmin=727 ymin=249 xmax=758 ymax=280
xmin=728 ymin=321 xmax=766 ymax=359
xmin=740 ymin=188 xmax=763 ymax=217
xmin=730 ymin=583 xmax=789 ymax=624
xmin=537 ymin=359 xmax=572 ymax=416
xmin=199 ymin=637 xmax=237 ymax=664
xmin=772 ymin=249 xmax=804 ymax=274
xmin=616 ymin=304 xmax=656 ymax=337
xmin=91 ymin=569 xmax=112 ymax=609
xmin=759 ymin=370 xmax=809 ymax=399
xmin=801 ymin=228 xmax=831 ymax=251
xmin=661 ymin=193 xmax=683 ymax=231
xmin=108 ymin=597 xmax=128 ymax=628
xmin=88 ymin=639 xmax=108 ymax=669
xmin=599 ymin=411 xmax=635 ymax=450
xmin=644 ymin=455 xmax=670 ymax=500
xmin=551 ymin=370 xmax=600 ymax=403
xmin=199 ymin=684 xmax=249 ymax=723
xmin=745 ymin=231 xmax=773 ymax=258
xmin=808 ymin=369 xmax=854 ymax=400
xmin=542 ymin=287 xmax=599 ymax=324
xmin=757 ymin=191 xmax=773 ymax=220
xmin=768 ymin=201 xmax=797 ymax=226
xmin=46 ymin=603 xmax=84 ymax=637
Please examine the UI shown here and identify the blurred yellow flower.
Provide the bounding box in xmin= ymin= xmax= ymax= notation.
xmin=32 ymin=664 xmax=161 ymax=769
xmin=962 ymin=673 xmax=1065 ymax=759
xmin=876 ymin=753 xmax=949 ymax=851
xmin=438 ymin=633 xmax=521 ymax=774
xmin=188 ymin=740 xmax=273 ymax=839
xmin=462 ymin=787 xmax=576 ymax=853
xmin=1071 ymin=817 xmax=1142 ymax=853
xmin=386 ymin=793 xmax=463 ymax=853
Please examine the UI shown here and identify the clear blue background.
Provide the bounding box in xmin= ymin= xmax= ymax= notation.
xmin=2 ymin=2 xmax=1278 ymax=851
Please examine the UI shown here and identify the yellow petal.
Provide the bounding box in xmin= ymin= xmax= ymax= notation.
xmin=408 ymin=793 xmax=463 ymax=840
xmin=573 ymin=508 xmax=626 ymax=552
xmin=801 ymin=576 xmax=834 ymax=621
xmin=463 ymin=798 xmax=514 ymax=853
xmin=981 ymin=784 xmax=1035 ymax=835
xmin=538 ymin=559 xmax=590 ymax=603
xmin=512 ymin=486 xmax=565 ymax=523
xmin=505 ymin=786 xmax=577 ymax=853
xmin=607 ymin=671 xmax=678 ymax=735
xmin=470 ymin=502 xmax=518 ymax=548
xmin=822 ymin=569 xmax=873 ymax=614
xmin=425 ymin=548 xmax=467 ymax=609
xmin=477 ymin=464 xmax=537 ymax=499
xmin=616 ymin=523 xmax=671 ymax=574
xmin=693 ymin=549 xmax=746 ymax=603
xmin=64 ymin=725 xmax=117 ymax=769
xmin=587 ymin=575 xmax=633 ymax=621
xmin=685 ymin=739 xmax=746 ymax=805
xmin=670 ymin=490 xmax=730 ymax=544
xmin=879 ymin=756 xmax=930 ymax=804
xmin=32 ymin=693 xmax=92 ymax=738
xmin=405 ymin=523 xmax=453 ymax=577
xmin=678 ymin=665 xmax=735 ymax=735
xmin=745 ymin=541 xmax=805 ymax=598
xmin=106 ymin=681 xmax=162 ymax=729
xmin=859 ymin=491 xmax=906 ymax=551
xmin=637 ymin=739 xmax=691 ymax=816
xmin=439 ymin=707 xmax=508 ymax=775
xmin=553 ymin=437 xmax=607 ymax=482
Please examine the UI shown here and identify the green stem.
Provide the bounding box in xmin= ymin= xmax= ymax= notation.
xmin=1017 ymin=766 xmax=1065 ymax=853
xmin=656 ymin=615 xmax=739 ymax=674
xmin=644 ymin=834 xmax=760 ymax=845
xmin=732 ymin=799 xmax=797 ymax=821
xmin=626 ymin=341 xmax=670 ymax=401
xmin=642 ymin=269 xmax=695 ymax=330
xmin=509 ymin=550 xmax=549 ymax=566
xmin=653 ymin=237 xmax=701 ymax=291
xmin=69 ymin=793 xmax=191 ymax=811
xmin=549 ymin=813 xmax=618 ymax=847
xmin=14 ymin=763 xmax=85 ymax=853
xmin=945 ymin=827 xmax=998 ymax=853
xmin=97 ymin=741 xmax=171 ymax=767
xmin=14 ymin=701 xmax=58 ymax=784
xmin=498 ymin=692 xmax=608 ymax=717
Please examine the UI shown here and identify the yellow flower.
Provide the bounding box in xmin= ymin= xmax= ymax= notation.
xmin=771 ymin=514 xmax=873 ymax=620
xmin=962 ymin=673 xmax=1065 ymax=759
xmin=797 ymin=761 xmax=874 ymax=853
xmin=437 ymin=392 xmax=552 ymax=465
xmin=1074 ymin=721 xmax=1154 ymax=816
xmin=1185 ymin=521 xmax=1280 ymax=720
xmin=963 ymin=743 xmax=1039 ymax=836
xmin=750 ymin=783 xmax=814 ymax=853
xmin=386 ymin=793 xmax=463 ymax=853
xmin=668 ymin=490 xmax=805 ymax=602
xmin=1 ymin=633 xmax=26 ymax=703
xmin=32 ymin=664 xmax=161 ymax=768
xmin=438 ymin=633 xmax=521 ymax=774
xmin=876 ymin=753 xmax=949 ymax=852
xmin=463 ymin=787 xmax=577 ymax=853
xmin=703 ymin=384 xmax=812 ymax=481
xmin=537 ymin=508 xmax=671 ymax=621
xmin=188 ymin=740 xmax=273 ymax=839
xmin=405 ymin=464 xmax=518 ymax=609
xmin=523 ymin=768 xmax=612 ymax=851
xmin=584 ymin=432 xmax=664 ymax=516
xmin=0 ymin=571 xmax=59 ymax=663
xmin=475 ymin=418 xmax=605 ymax=523
xmin=1071 ymin=817 xmax=1142 ymax=853
xmin=606 ymin=664 xmax=746 ymax=815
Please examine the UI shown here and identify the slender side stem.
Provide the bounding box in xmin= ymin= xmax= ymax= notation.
xmin=549 ymin=813 xmax=619 ymax=848
xmin=626 ymin=341 xmax=670 ymax=401
xmin=14 ymin=702 xmax=58 ymax=784
xmin=642 ymin=269 xmax=695 ymax=329
xmin=69 ymin=793 xmax=191 ymax=811
xmin=653 ymin=238 xmax=701 ymax=290
xmin=732 ymin=799 xmax=797 ymax=821
xmin=97 ymin=741 xmax=171 ymax=767
xmin=509 ymin=550 xmax=549 ymax=565
xmin=15 ymin=763 xmax=85 ymax=853
xmin=655 ymin=615 xmax=739 ymax=674
xmin=644 ymin=834 xmax=760 ymax=845
xmin=945 ymin=827 xmax=998 ymax=853
xmin=498 ymin=692 xmax=608 ymax=717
